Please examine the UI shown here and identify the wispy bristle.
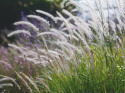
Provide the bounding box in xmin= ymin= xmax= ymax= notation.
xmin=7 ymin=30 xmax=31 ymax=37
xmin=27 ymin=15 xmax=50 ymax=26
xmin=14 ymin=21 xmax=39 ymax=31
xmin=36 ymin=10 xmax=56 ymax=22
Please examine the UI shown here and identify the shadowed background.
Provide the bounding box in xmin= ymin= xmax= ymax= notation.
xmin=0 ymin=0 xmax=63 ymax=30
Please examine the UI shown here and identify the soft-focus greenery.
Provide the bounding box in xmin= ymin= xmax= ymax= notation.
xmin=42 ymin=43 xmax=125 ymax=93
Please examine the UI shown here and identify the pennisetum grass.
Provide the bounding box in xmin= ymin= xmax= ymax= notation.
xmin=2 ymin=0 xmax=125 ymax=92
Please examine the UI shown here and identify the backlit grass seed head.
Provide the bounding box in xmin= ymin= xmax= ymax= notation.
xmin=50 ymin=28 xmax=67 ymax=41
xmin=37 ymin=32 xmax=58 ymax=37
xmin=56 ymin=11 xmax=73 ymax=39
xmin=59 ymin=17 xmax=73 ymax=29
xmin=7 ymin=30 xmax=31 ymax=37
xmin=8 ymin=44 xmax=23 ymax=54
xmin=14 ymin=21 xmax=39 ymax=31
xmin=0 ymin=83 xmax=13 ymax=88
xmin=61 ymin=0 xmax=68 ymax=8
xmin=71 ymin=8 xmax=78 ymax=12
xmin=27 ymin=15 xmax=50 ymax=26
xmin=66 ymin=0 xmax=85 ymax=15
xmin=0 ymin=75 xmax=20 ymax=90
xmin=36 ymin=10 xmax=57 ymax=23
xmin=62 ymin=9 xmax=78 ymax=22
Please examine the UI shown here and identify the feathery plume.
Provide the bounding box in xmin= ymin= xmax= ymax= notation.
xmin=20 ymin=72 xmax=40 ymax=93
xmin=15 ymin=72 xmax=33 ymax=93
xmin=66 ymin=0 xmax=85 ymax=15
xmin=37 ymin=32 xmax=58 ymax=37
xmin=7 ymin=30 xmax=31 ymax=37
xmin=8 ymin=44 xmax=23 ymax=54
xmin=27 ymin=15 xmax=50 ymax=26
xmin=61 ymin=0 xmax=68 ymax=8
xmin=14 ymin=21 xmax=39 ymax=31
xmin=0 ymin=83 xmax=13 ymax=88
xmin=0 ymin=75 xmax=20 ymax=90
xmin=36 ymin=10 xmax=56 ymax=22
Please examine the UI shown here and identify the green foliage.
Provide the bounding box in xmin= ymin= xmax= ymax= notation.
xmin=42 ymin=43 xmax=125 ymax=93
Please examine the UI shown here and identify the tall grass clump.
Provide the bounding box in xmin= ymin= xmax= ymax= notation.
xmin=5 ymin=0 xmax=125 ymax=92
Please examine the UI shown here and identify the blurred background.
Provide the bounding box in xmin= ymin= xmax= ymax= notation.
xmin=0 ymin=0 xmax=68 ymax=44
xmin=0 ymin=0 xmax=64 ymax=30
